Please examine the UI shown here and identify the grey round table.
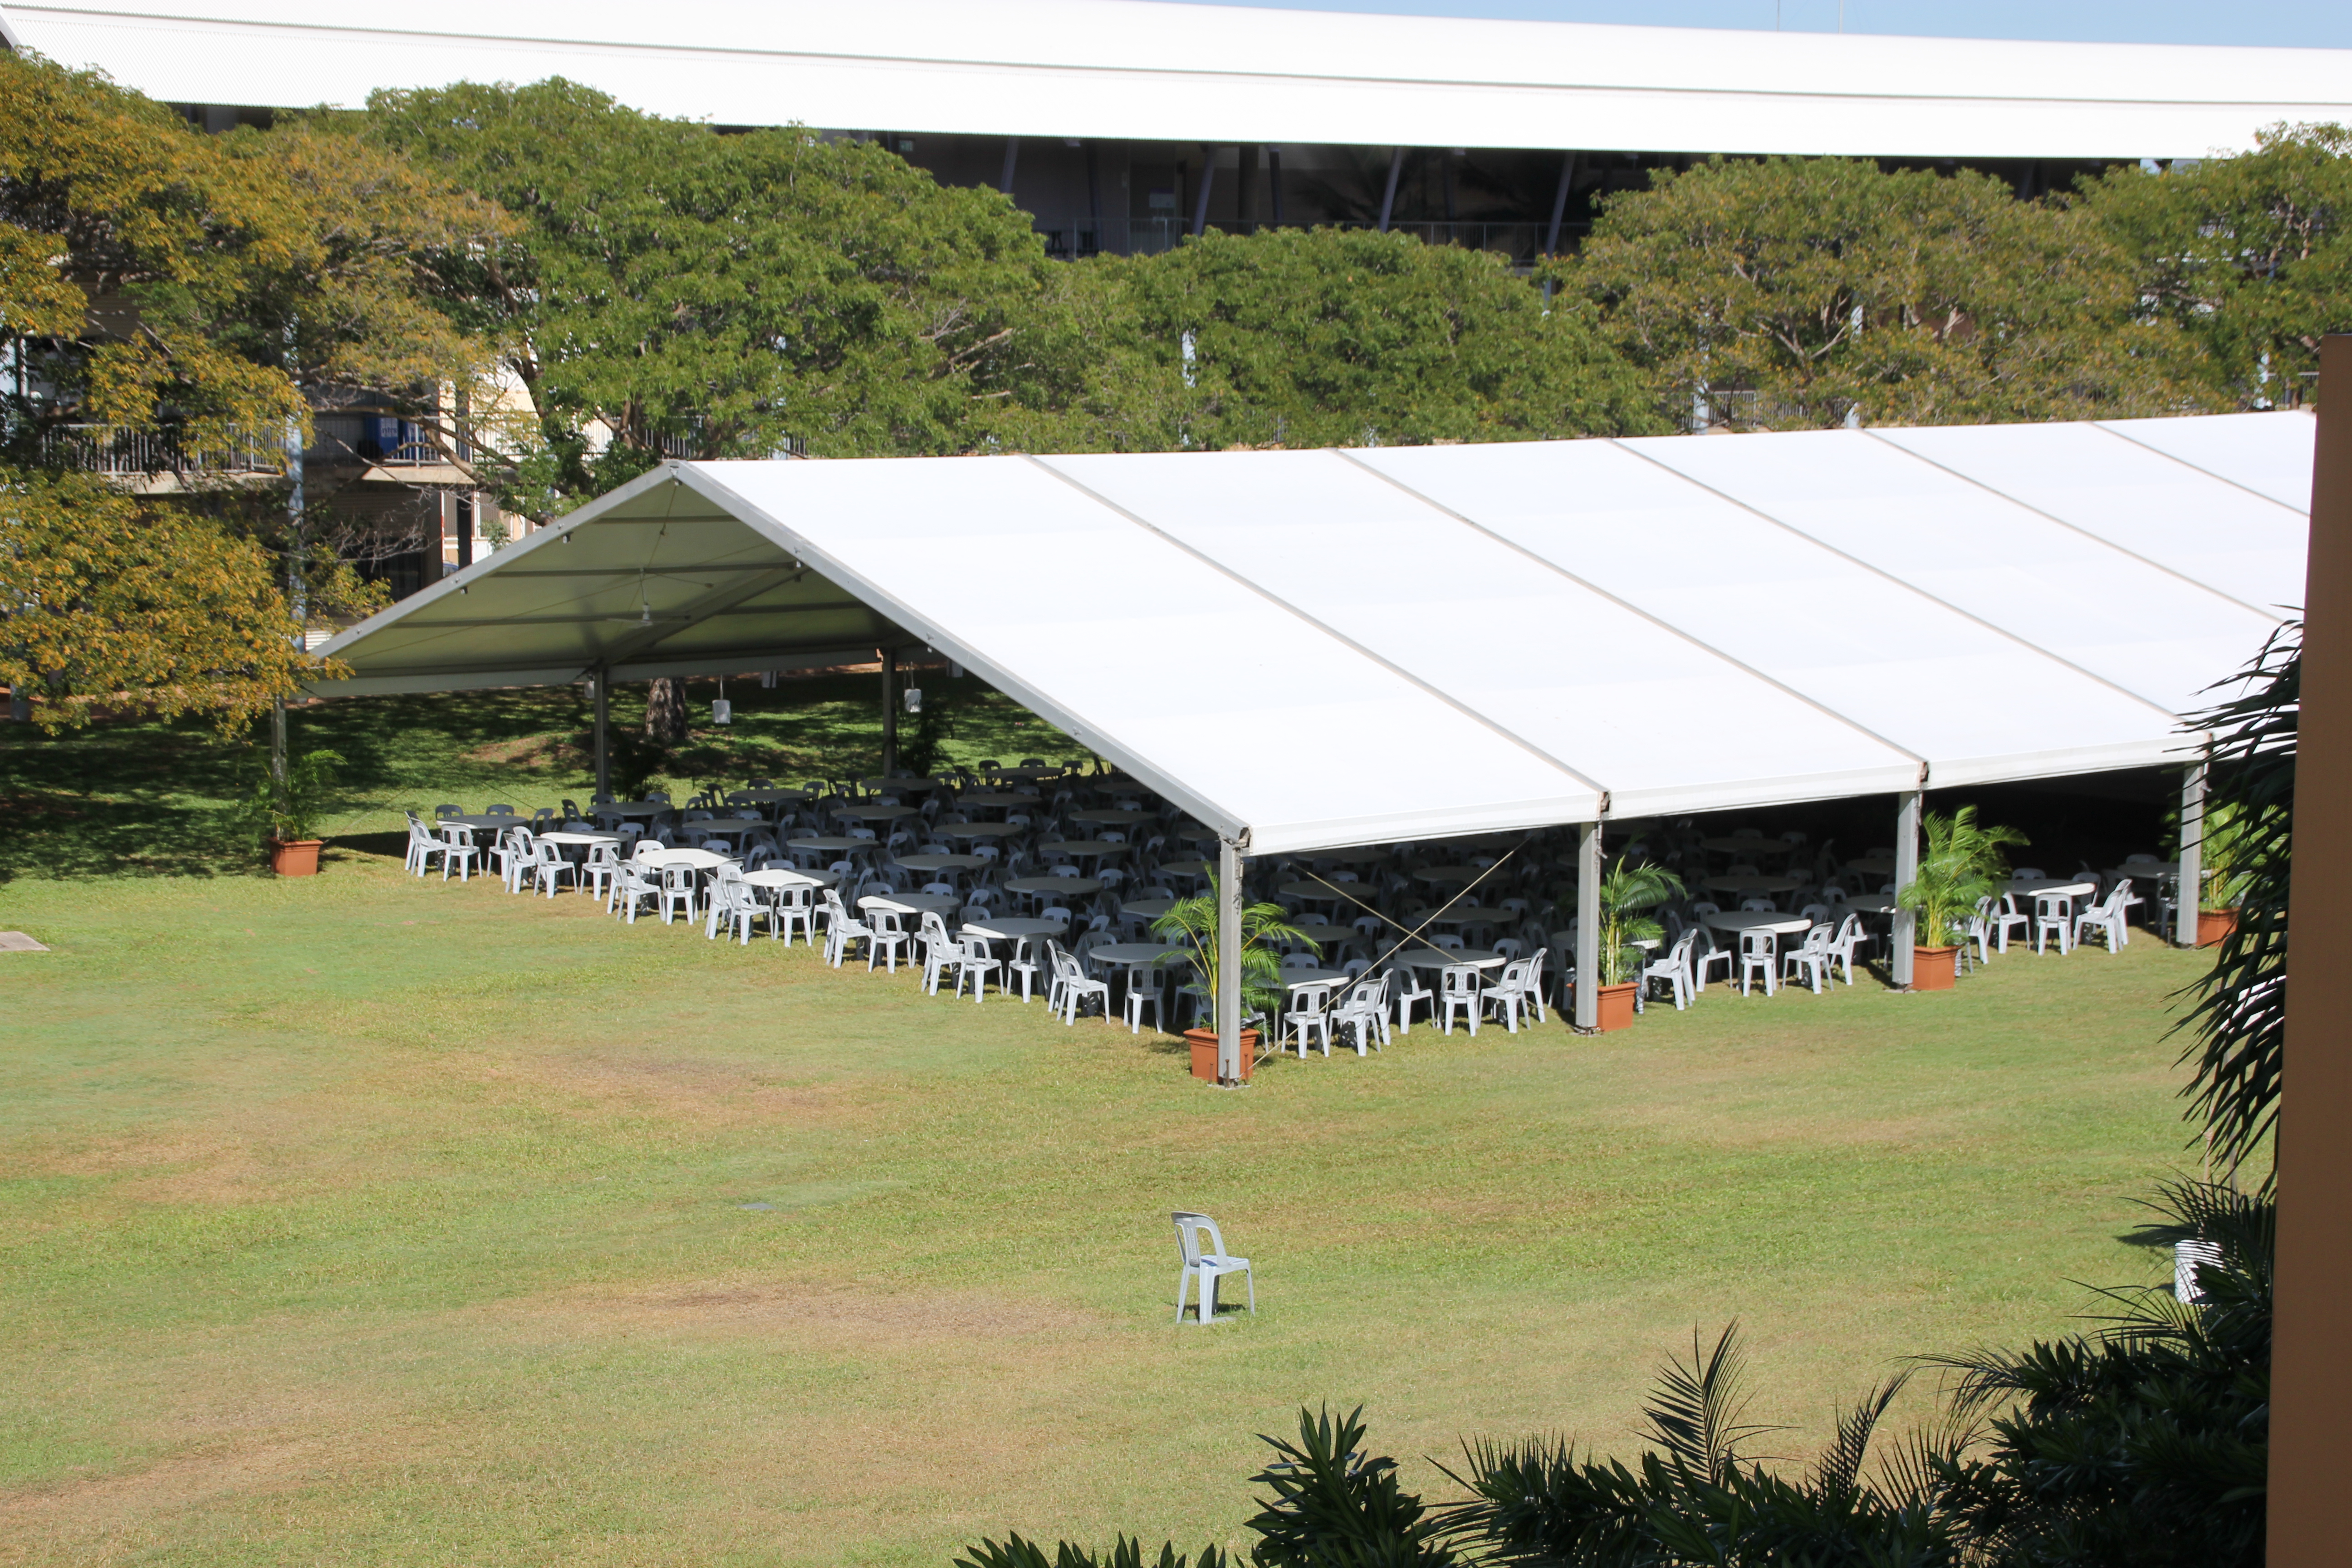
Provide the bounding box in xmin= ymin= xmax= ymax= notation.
xmin=1005 ymin=875 xmax=1102 ymax=899
xmin=1397 ymin=947 xmax=1505 ymax=970
xmin=1700 ymin=909 xmax=1813 ymax=936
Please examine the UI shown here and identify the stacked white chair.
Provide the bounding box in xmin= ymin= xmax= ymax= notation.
xmin=2074 ymin=879 xmax=2133 ymax=954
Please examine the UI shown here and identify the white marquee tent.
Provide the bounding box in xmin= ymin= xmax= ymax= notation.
xmin=314 ymin=411 xmax=2310 ymax=1068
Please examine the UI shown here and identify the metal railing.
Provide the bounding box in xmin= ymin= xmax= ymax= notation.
xmin=311 ymin=412 xmax=442 ymax=466
xmin=39 ymin=422 xmax=284 ymax=477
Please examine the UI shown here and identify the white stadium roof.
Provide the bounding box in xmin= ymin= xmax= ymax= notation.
xmin=5 ymin=0 xmax=2349 ymax=160
xmin=314 ymin=412 xmax=2308 ymax=857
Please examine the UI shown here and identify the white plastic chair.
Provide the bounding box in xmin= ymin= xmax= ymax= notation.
xmin=774 ymin=884 xmax=816 ymax=946
xmin=1332 ymin=974 xmax=1390 ymax=1054
xmin=527 ymin=839 xmax=575 ymax=898
xmin=2033 ymin=892 xmax=2074 ymax=955
xmin=582 ymin=842 xmax=622 ymax=906
xmin=488 ymin=825 xmax=534 ymax=891
xmin=1484 ymin=959 xmax=1536 ymax=1032
xmin=1642 ymin=930 xmax=1696 ymax=1012
xmin=436 ymin=823 xmax=481 ymax=882
xmin=1392 ymin=965 xmax=1435 ymax=1034
xmin=1827 ymin=914 xmax=1866 ymax=984
xmin=706 ymin=878 xmax=769 ymax=944
xmin=1124 ymin=963 xmax=1164 ymax=1032
xmin=1171 ymin=1212 xmax=1254 ymax=1325
xmin=823 ymin=892 xmax=870 ymax=966
xmin=1437 ymin=964 xmax=1484 ymax=1036
xmin=610 ymin=861 xmax=660 ymax=924
xmin=1692 ymin=928 xmax=1735 ymax=992
xmin=953 ymin=932 xmax=1001 ymax=1001
xmin=1987 ymin=894 xmax=2031 ymax=954
xmin=862 ymin=907 xmax=911 ymax=972
xmin=404 ymin=815 xmax=449 ymax=877
xmin=918 ymin=911 xmax=957 ymax=993
xmin=1283 ymin=981 xmax=1335 ymax=1057
xmin=1050 ymin=943 xmax=1110 ymax=1024
xmin=2074 ymin=880 xmax=2132 ymax=954
xmin=1738 ymin=929 xmax=1777 ymax=995
xmin=1782 ymin=925 xmax=1834 ymax=993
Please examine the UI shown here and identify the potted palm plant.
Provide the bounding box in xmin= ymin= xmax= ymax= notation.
xmin=2193 ymin=800 xmax=2247 ymax=949
xmin=1573 ymin=857 xmax=1685 ymax=1030
xmin=1897 ymin=806 xmax=2025 ymax=990
xmin=1152 ymin=875 xmax=1316 ymax=1082
xmin=244 ymin=746 xmax=344 ymax=877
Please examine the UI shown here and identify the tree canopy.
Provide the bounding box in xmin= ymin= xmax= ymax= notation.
xmin=1560 ymin=154 xmax=2216 ymax=431
xmin=2077 ymin=122 xmax=2352 ymax=412
xmin=357 ymin=80 xmax=1058 ymax=506
xmin=997 ymin=226 xmax=1662 ymax=450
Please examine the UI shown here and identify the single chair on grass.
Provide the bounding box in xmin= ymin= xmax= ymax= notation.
xmin=1172 ymin=1211 xmax=1254 ymax=1325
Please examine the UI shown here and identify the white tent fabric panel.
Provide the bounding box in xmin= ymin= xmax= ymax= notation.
xmin=2094 ymin=412 xmax=2318 ymax=514
xmin=687 ymin=458 xmax=1600 ymax=853
xmin=1629 ymin=429 xmax=2285 ymax=718
xmin=313 ymin=410 xmax=2306 ymax=857
xmin=1351 ymin=438 xmax=2189 ymax=789
xmin=1038 ymin=449 xmax=1922 ymax=817
xmin=1871 ymin=421 xmax=2308 ymax=614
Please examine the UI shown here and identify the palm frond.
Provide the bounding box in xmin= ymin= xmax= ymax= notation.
xmin=1638 ymin=1322 xmax=1781 ymax=1484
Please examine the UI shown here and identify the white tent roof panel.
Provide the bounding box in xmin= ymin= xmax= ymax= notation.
xmin=1351 ymin=437 xmax=2186 ymax=789
xmin=1871 ymin=421 xmax=2309 ymax=614
xmin=2094 ymin=412 xmax=2319 ymax=514
xmin=8 ymin=0 xmax=2350 ymax=158
xmin=1039 ymin=449 xmax=1922 ymax=817
xmin=689 ymin=456 xmax=1600 ymax=853
xmin=313 ymin=411 xmax=2306 ymax=856
xmin=1628 ymin=428 xmax=2285 ymax=718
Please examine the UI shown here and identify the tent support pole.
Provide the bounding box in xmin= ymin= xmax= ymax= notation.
xmin=1377 ymin=146 xmax=1405 ymax=232
xmin=1218 ymin=837 xmax=1243 ymax=1084
xmin=592 ymin=669 xmax=608 ymax=799
xmin=2176 ymin=762 xmax=2205 ymax=947
xmin=1575 ymin=821 xmax=1600 ymax=1031
xmin=1892 ymin=789 xmax=1921 ymax=987
xmin=880 ymin=647 xmax=897 ymax=778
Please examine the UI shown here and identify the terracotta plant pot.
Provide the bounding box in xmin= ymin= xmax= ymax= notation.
xmin=268 ymin=838 xmax=323 ymax=877
xmin=1184 ymin=1028 xmax=1258 ymax=1083
xmin=2197 ymin=908 xmax=2239 ymax=949
xmin=1911 ymin=945 xmax=1959 ymax=991
xmin=1594 ymin=980 xmax=1640 ymax=1031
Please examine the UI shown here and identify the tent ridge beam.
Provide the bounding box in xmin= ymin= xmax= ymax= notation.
xmin=1863 ymin=428 xmax=2283 ymax=622
xmin=1025 ymin=453 xmax=1611 ymax=804
xmin=1333 ymin=448 xmax=1930 ymax=776
xmin=1611 ymin=439 xmax=2191 ymax=726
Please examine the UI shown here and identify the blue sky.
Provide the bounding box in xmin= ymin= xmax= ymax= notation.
xmin=1153 ymin=0 xmax=2352 ymax=49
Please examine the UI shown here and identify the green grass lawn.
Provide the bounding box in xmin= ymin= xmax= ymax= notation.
xmin=0 ymin=693 xmax=2218 ymax=1564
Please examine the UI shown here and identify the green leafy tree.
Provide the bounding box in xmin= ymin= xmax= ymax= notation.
xmin=1007 ymin=227 xmax=1659 ymax=451
xmin=358 ymin=80 xmax=1058 ymax=504
xmin=2079 ymin=124 xmax=2352 ymax=410
xmin=1 ymin=51 xmax=498 ymax=720
xmin=1562 ymin=155 xmax=2208 ymax=431
xmin=0 ymin=466 xmax=321 ymax=730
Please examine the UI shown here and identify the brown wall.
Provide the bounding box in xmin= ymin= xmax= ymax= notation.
xmin=2271 ymin=335 xmax=2352 ymax=1562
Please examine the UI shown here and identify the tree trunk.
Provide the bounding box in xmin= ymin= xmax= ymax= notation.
xmin=645 ymin=678 xmax=689 ymax=744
